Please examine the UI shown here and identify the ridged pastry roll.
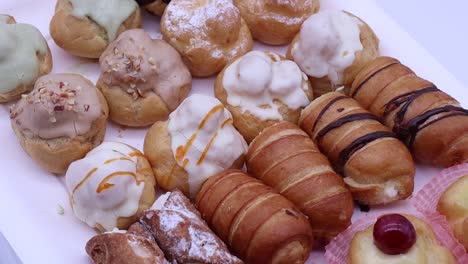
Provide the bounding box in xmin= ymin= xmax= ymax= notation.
xmin=246 ymin=121 xmax=353 ymax=243
xmin=299 ymin=92 xmax=415 ymax=205
xmin=351 ymin=56 xmax=468 ymax=167
xmin=196 ymin=169 xmax=313 ymax=264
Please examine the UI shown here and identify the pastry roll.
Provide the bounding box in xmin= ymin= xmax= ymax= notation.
xmin=196 ymin=170 xmax=313 ymax=264
xmin=50 ymin=0 xmax=141 ymax=58
xmin=0 ymin=15 xmax=52 ymax=103
xmin=160 ymin=0 xmax=253 ymax=77
xmin=140 ymin=190 xmax=242 ymax=264
xmin=299 ymin=92 xmax=415 ymax=205
xmin=287 ymin=10 xmax=379 ymax=97
xmin=351 ymin=56 xmax=468 ymax=167
xmin=246 ymin=121 xmax=353 ymax=243
xmin=215 ymin=51 xmax=313 ymax=142
xmin=233 ymin=0 xmax=320 ymax=45
xmin=97 ymin=29 xmax=191 ymax=127
xmin=66 ymin=142 xmax=157 ymax=232
xmin=10 ymin=73 xmax=108 ymax=174
xmin=144 ymin=94 xmax=247 ymax=198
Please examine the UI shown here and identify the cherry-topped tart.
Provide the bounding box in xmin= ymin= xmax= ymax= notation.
xmin=373 ymin=214 xmax=416 ymax=255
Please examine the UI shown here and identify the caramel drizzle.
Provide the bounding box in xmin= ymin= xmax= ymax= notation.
xmin=197 ymin=132 xmax=219 ymax=165
xmin=72 ymin=168 xmax=98 ymax=196
xmin=129 ymin=151 xmax=145 ymax=158
xmin=104 ymin=157 xmax=133 ymax=164
xmin=96 ymin=171 xmax=141 ymax=193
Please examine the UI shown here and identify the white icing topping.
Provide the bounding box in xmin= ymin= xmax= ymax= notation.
xmin=65 ymin=142 xmax=145 ymax=231
xmin=69 ymin=0 xmax=137 ymax=41
xmin=167 ymin=94 xmax=247 ymax=197
xmin=222 ymin=51 xmax=310 ymax=121
xmin=291 ymin=10 xmax=363 ymax=84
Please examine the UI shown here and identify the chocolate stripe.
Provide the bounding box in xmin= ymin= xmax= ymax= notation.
xmin=315 ymin=113 xmax=379 ymax=142
xmin=351 ymin=62 xmax=398 ymax=97
xmin=311 ymin=95 xmax=348 ymax=133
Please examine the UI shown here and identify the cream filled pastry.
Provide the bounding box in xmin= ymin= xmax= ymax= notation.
xmin=287 ymin=10 xmax=379 ymax=97
xmin=98 ymin=29 xmax=191 ymax=127
xmin=50 ymin=0 xmax=141 ymax=58
xmin=66 ymin=142 xmax=157 ymax=232
xmin=215 ymin=51 xmax=312 ymax=142
xmin=10 ymin=73 xmax=108 ymax=174
xmin=0 ymin=14 xmax=52 ymax=103
xmin=144 ymin=94 xmax=247 ymax=198
xmin=160 ymin=0 xmax=253 ymax=77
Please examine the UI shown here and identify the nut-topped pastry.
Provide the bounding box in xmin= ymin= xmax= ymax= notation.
xmin=50 ymin=0 xmax=141 ymax=58
xmin=10 ymin=73 xmax=108 ymax=174
xmin=0 ymin=14 xmax=52 ymax=103
xmin=160 ymin=0 xmax=253 ymax=77
xmin=136 ymin=0 xmax=170 ymax=16
xmin=97 ymin=29 xmax=191 ymax=127
xmin=215 ymin=51 xmax=313 ymax=142
xmin=66 ymin=142 xmax=157 ymax=232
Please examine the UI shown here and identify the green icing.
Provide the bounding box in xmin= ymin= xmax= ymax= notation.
xmin=0 ymin=21 xmax=48 ymax=94
xmin=70 ymin=0 xmax=138 ymax=42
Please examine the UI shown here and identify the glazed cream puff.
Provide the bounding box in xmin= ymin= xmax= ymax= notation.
xmin=97 ymin=29 xmax=191 ymax=127
xmin=136 ymin=0 xmax=169 ymax=16
xmin=160 ymin=0 xmax=253 ymax=77
xmin=233 ymin=0 xmax=320 ymax=45
xmin=437 ymin=175 xmax=468 ymax=250
xmin=10 ymin=73 xmax=108 ymax=174
xmin=50 ymin=0 xmax=141 ymax=58
xmin=287 ymin=10 xmax=379 ymax=97
xmin=215 ymin=51 xmax=313 ymax=142
xmin=66 ymin=142 xmax=157 ymax=232
xmin=144 ymin=94 xmax=247 ymax=198
xmin=0 ymin=15 xmax=52 ymax=103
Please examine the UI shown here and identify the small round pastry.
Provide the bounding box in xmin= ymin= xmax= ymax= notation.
xmin=437 ymin=175 xmax=468 ymax=250
xmin=160 ymin=0 xmax=253 ymax=77
xmin=215 ymin=51 xmax=313 ymax=142
xmin=349 ymin=214 xmax=456 ymax=263
xmin=0 ymin=14 xmax=52 ymax=103
xmin=233 ymin=0 xmax=320 ymax=45
xmin=136 ymin=0 xmax=170 ymax=16
xmin=97 ymin=29 xmax=191 ymax=127
xmin=50 ymin=0 xmax=141 ymax=58
xmin=66 ymin=142 xmax=157 ymax=232
xmin=287 ymin=10 xmax=379 ymax=98
xmin=10 ymin=73 xmax=108 ymax=174
xmin=144 ymin=94 xmax=247 ymax=198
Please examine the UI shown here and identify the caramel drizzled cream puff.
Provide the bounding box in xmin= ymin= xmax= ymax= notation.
xmin=66 ymin=142 xmax=157 ymax=232
xmin=144 ymin=94 xmax=247 ymax=198
xmin=0 ymin=14 xmax=52 ymax=103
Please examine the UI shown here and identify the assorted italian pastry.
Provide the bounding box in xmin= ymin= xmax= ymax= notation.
xmin=196 ymin=170 xmax=313 ymax=264
xmin=299 ymin=92 xmax=415 ymax=205
xmin=65 ymin=142 xmax=157 ymax=232
xmin=0 ymin=14 xmax=52 ymax=103
xmin=246 ymin=121 xmax=354 ymax=243
xmin=351 ymin=56 xmax=468 ymax=167
xmin=215 ymin=51 xmax=313 ymax=142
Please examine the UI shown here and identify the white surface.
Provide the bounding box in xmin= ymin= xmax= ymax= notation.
xmin=0 ymin=0 xmax=466 ymax=263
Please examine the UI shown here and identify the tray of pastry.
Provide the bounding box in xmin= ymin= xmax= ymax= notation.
xmin=1 ymin=0 xmax=467 ymax=263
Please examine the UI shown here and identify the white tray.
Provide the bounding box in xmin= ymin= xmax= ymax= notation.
xmin=0 ymin=0 xmax=466 ymax=263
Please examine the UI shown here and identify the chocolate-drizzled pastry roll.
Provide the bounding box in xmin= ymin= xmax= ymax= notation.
xmin=246 ymin=121 xmax=353 ymax=244
xmin=299 ymin=92 xmax=415 ymax=205
xmin=351 ymin=56 xmax=468 ymax=167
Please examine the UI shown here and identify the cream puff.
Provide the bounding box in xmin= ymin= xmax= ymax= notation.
xmin=10 ymin=73 xmax=108 ymax=174
xmin=0 ymin=15 xmax=52 ymax=103
xmin=233 ymin=0 xmax=320 ymax=45
xmin=137 ymin=0 xmax=169 ymax=16
xmin=66 ymin=142 xmax=157 ymax=232
xmin=287 ymin=10 xmax=379 ymax=97
xmin=50 ymin=0 xmax=141 ymax=58
xmin=144 ymin=94 xmax=247 ymax=198
xmin=215 ymin=51 xmax=313 ymax=142
xmin=160 ymin=0 xmax=253 ymax=77
xmin=97 ymin=29 xmax=191 ymax=127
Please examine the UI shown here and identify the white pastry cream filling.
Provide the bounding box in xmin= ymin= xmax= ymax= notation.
xmin=69 ymin=0 xmax=137 ymax=41
xmin=222 ymin=51 xmax=310 ymax=121
xmin=168 ymin=94 xmax=248 ymax=197
xmin=291 ymin=10 xmax=363 ymax=84
xmin=65 ymin=142 xmax=145 ymax=231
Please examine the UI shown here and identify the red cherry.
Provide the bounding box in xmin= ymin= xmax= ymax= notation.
xmin=373 ymin=214 xmax=417 ymax=255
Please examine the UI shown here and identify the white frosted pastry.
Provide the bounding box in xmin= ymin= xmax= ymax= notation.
xmin=66 ymin=142 xmax=157 ymax=232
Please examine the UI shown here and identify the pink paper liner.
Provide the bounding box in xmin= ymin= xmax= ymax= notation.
xmin=324 ymin=209 xmax=468 ymax=264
